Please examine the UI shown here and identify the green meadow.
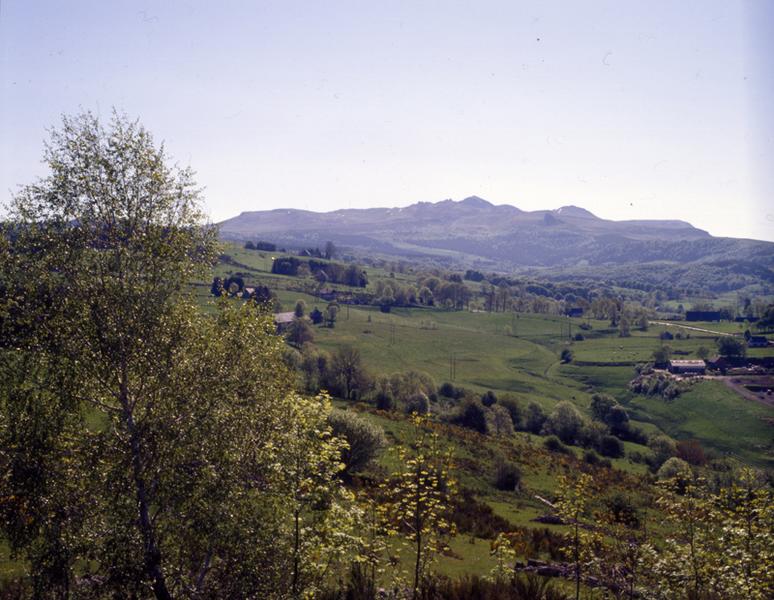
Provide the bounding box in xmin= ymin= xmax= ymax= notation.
xmin=208 ymin=243 xmax=774 ymax=470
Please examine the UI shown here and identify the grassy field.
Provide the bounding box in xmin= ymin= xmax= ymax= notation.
xmin=208 ymin=243 xmax=774 ymax=470
xmin=626 ymin=380 xmax=774 ymax=467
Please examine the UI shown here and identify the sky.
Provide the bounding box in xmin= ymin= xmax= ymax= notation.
xmin=1 ymin=1 xmax=773 ymax=241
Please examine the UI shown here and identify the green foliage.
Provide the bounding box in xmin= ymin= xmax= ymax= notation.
xmin=524 ymin=402 xmax=547 ymax=435
xmin=481 ymin=390 xmax=497 ymax=407
xmin=327 ymin=408 xmax=387 ymax=475
xmin=543 ymin=435 xmax=570 ymax=454
xmin=554 ymin=473 xmax=601 ymax=600
xmin=717 ymin=336 xmax=746 ymax=357
xmin=0 ymin=112 xmax=360 ymax=598
xmin=589 ymin=393 xmax=616 ymax=422
xmin=629 ymin=372 xmax=689 ymax=400
xmin=497 ymin=394 xmax=523 ymax=429
xmin=598 ymin=435 xmax=625 ymax=458
xmin=488 ymin=405 xmax=515 ymax=437
xmin=380 ymin=415 xmax=457 ymax=596
xmin=542 ymin=401 xmax=585 ymax=445
xmin=310 ymin=306 xmax=324 ymax=324
xmin=452 ymin=400 xmax=489 ymax=434
xmin=641 ymin=471 xmax=774 ymax=599
xmin=656 ymin=457 xmax=691 ymax=481
xmin=493 ymin=461 xmax=522 ymax=492
xmin=286 ymin=316 xmax=315 ymax=346
xmin=648 ymin=434 xmax=678 ymax=469
xmin=326 ymin=346 xmax=372 ymax=401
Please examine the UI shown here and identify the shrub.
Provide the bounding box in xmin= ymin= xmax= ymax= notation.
xmin=405 ymin=392 xmax=430 ymax=415
xmin=573 ymin=333 xmax=585 ymax=341
xmin=438 ymin=381 xmax=464 ymax=399
xmin=481 ymin=390 xmax=497 ymax=407
xmin=676 ymin=439 xmax=707 ymax=466
xmin=598 ymin=435 xmax=625 ymax=458
xmin=309 ymin=307 xmax=324 ymax=325
xmin=487 ymin=405 xmax=515 ymax=437
xmin=648 ymin=434 xmax=677 ymax=469
xmin=576 ymin=421 xmax=607 ymax=450
xmin=543 ymin=435 xmax=570 ymax=454
xmin=604 ymin=493 xmax=640 ymax=528
xmin=560 ymin=348 xmax=574 ymax=363
xmin=375 ymin=391 xmax=395 ymax=411
xmin=657 ymin=457 xmax=692 ymax=482
xmin=524 ymin=402 xmax=546 ymax=434
xmin=583 ymin=449 xmax=601 ymax=465
xmin=327 ymin=409 xmax=387 ymax=475
xmin=372 ymin=375 xmax=395 ymax=411
xmin=590 ymin=393 xmax=616 ymax=422
xmin=452 ymin=400 xmax=489 ymax=434
xmin=542 ymin=401 xmax=585 ymax=445
xmin=498 ymin=394 xmax=523 ymax=429
xmin=285 ymin=318 xmax=314 ymax=346
xmin=494 ymin=460 xmax=522 ymax=491
xmin=629 ymin=372 xmax=690 ymax=400
xmin=717 ymin=336 xmax=746 ymax=357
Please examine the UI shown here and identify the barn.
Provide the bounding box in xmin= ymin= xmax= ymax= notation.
xmin=668 ymin=360 xmax=706 ymax=375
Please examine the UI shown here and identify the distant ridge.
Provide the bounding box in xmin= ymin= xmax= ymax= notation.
xmin=217 ymin=196 xmax=773 ymax=278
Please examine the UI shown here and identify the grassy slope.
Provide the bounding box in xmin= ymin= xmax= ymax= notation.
xmin=216 ymin=243 xmax=773 ymax=470
xmin=627 ymin=380 xmax=774 ymax=467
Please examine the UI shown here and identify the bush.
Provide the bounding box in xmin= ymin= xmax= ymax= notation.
xmin=285 ymin=318 xmax=314 ymax=346
xmin=676 ymin=439 xmax=707 ymax=466
xmin=438 ymin=381 xmax=465 ymax=399
xmin=542 ymin=401 xmax=585 ymax=445
xmin=573 ymin=333 xmax=585 ymax=341
xmin=452 ymin=400 xmax=489 ymax=434
xmin=657 ymin=457 xmax=692 ymax=482
xmin=494 ymin=460 xmax=522 ymax=491
xmin=598 ymin=435 xmax=625 ymax=458
xmin=375 ymin=391 xmax=395 ymax=411
xmin=327 ymin=409 xmax=387 ymax=475
xmin=717 ymin=336 xmax=746 ymax=358
xmin=604 ymin=493 xmax=640 ymax=528
xmin=524 ymin=402 xmax=546 ymax=434
xmin=498 ymin=394 xmax=523 ymax=429
xmin=648 ymin=434 xmax=677 ymax=469
xmin=405 ymin=392 xmax=430 ymax=415
xmin=543 ymin=435 xmax=570 ymax=454
xmin=583 ymin=449 xmax=601 ymax=465
xmin=481 ymin=390 xmax=497 ymax=407
xmin=560 ymin=348 xmax=573 ymax=363
xmin=590 ymin=394 xmax=616 ymax=422
xmin=309 ymin=307 xmax=324 ymax=325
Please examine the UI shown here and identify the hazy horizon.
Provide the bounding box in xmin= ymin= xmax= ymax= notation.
xmin=2 ymin=1 xmax=773 ymax=242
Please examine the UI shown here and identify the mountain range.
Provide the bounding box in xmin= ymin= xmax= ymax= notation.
xmin=217 ymin=197 xmax=773 ymax=279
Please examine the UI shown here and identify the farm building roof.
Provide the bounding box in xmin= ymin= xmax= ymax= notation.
xmin=668 ymin=360 xmax=706 ymax=368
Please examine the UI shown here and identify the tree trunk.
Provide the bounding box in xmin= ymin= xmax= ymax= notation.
xmin=122 ymin=371 xmax=172 ymax=600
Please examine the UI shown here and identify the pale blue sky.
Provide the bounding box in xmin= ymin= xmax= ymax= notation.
xmin=2 ymin=1 xmax=772 ymax=240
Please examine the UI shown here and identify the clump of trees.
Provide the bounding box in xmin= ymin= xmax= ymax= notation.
xmin=244 ymin=240 xmax=277 ymax=251
xmin=271 ymin=256 xmax=368 ymax=287
xmin=629 ymin=372 xmax=690 ymax=400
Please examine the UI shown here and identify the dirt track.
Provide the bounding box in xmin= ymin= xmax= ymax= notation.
xmin=650 ymin=321 xmax=737 ymax=337
xmin=703 ymin=375 xmax=774 ymax=409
